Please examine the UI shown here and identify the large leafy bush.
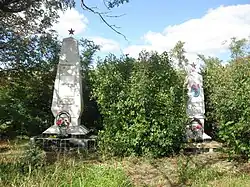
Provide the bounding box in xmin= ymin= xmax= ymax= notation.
xmin=218 ymin=58 xmax=250 ymax=158
xmin=91 ymin=52 xmax=188 ymax=157
xmin=203 ymin=56 xmax=250 ymax=158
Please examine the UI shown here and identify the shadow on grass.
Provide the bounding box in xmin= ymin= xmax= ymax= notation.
xmin=0 ymin=140 xmax=11 ymax=153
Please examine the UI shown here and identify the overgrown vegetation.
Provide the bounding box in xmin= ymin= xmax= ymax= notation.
xmin=1 ymin=35 xmax=250 ymax=160
xmin=0 ymin=144 xmax=132 ymax=187
xmin=1 ymin=1 xmax=250 ymax=186
xmin=91 ymin=52 xmax=187 ymax=157
xmin=2 ymin=143 xmax=250 ymax=187
xmin=202 ymin=37 xmax=250 ymax=159
xmin=1 ymin=164 xmax=131 ymax=187
xmin=0 ymin=34 xmax=60 ymax=138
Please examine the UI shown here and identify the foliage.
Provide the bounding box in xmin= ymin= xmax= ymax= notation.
xmin=228 ymin=37 xmax=250 ymax=60
xmin=217 ymin=58 xmax=250 ymax=158
xmin=0 ymin=0 xmax=129 ymax=13
xmin=0 ymin=0 xmax=64 ymax=72
xmin=201 ymin=56 xmax=224 ymax=139
xmin=105 ymin=0 xmax=130 ymax=8
xmin=19 ymin=143 xmax=46 ymax=171
xmin=219 ymin=121 xmax=250 ymax=159
xmin=0 ymin=0 xmax=63 ymax=32
xmin=91 ymin=51 xmax=188 ymax=157
xmin=177 ymin=155 xmax=224 ymax=186
xmin=202 ymin=37 xmax=250 ymax=158
xmin=79 ymin=39 xmax=101 ymax=70
xmin=2 ymin=142 xmax=250 ymax=187
xmin=0 ymin=0 xmax=70 ymax=13
xmin=79 ymin=39 xmax=102 ymax=130
xmin=0 ymin=156 xmax=132 ymax=187
xmin=170 ymin=40 xmax=188 ymax=70
xmin=0 ymin=34 xmax=60 ymax=138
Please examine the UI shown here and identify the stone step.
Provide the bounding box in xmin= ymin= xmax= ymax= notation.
xmin=183 ymin=141 xmax=223 ymax=153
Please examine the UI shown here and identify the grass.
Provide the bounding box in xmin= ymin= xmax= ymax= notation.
xmin=207 ymin=175 xmax=250 ymax=187
xmin=1 ymin=161 xmax=132 ymax=187
xmin=0 ymin=140 xmax=132 ymax=187
xmin=1 ymin=140 xmax=250 ymax=187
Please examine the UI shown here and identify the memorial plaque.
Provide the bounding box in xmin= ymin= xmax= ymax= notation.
xmin=187 ymin=102 xmax=205 ymax=116
xmin=58 ymin=74 xmax=75 ymax=97
xmin=58 ymin=97 xmax=75 ymax=105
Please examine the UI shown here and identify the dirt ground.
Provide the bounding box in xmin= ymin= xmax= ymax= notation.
xmin=102 ymin=152 xmax=250 ymax=187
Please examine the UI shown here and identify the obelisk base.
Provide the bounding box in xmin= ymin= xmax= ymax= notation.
xmin=42 ymin=125 xmax=89 ymax=136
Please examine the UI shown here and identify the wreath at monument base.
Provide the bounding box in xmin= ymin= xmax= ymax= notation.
xmin=186 ymin=117 xmax=203 ymax=142
xmin=55 ymin=111 xmax=71 ymax=137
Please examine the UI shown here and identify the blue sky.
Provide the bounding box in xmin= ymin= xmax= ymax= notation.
xmin=53 ymin=0 xmax=250 ymax=62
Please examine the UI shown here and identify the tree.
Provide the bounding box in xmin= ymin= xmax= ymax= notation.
xmin=0 ymin=0 xmax=129 ymax=13
xmin=0 ymin=1 xmax=65 ymax=34
xmin=0 ymin=0 xmax=130 ymax=71
xmin=170 ymin=41 xmax=188 ymax=70
xmin=0 ymin=0 xmax=65 ymax=71
xmin=79 ymin=39 xmax=102 ymax=131
xmin=0 ymin=0 xmax=43 ymax=13
xmin=0 ymin=34 xmax=61 ymax=138
xmin=200 ymin=39 xmax=250 ymax=158
xmin=228 ymin=37 xmax=249 ymax=61
xmin=92 ymin=51 xmax=187 ymax=157
xmin=0 ymin=0 xmax=130 ymax=39
xmin=199 ymin=55 xmax=223 ymax=139
xmin=79 ymin=39 xmax=100 ymax=70
xmin=217 ymin=56 xmax=250 ymax=158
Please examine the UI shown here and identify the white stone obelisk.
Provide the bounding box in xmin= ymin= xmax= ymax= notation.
xmin=43 ymin=32 xmax=89 ymax=135
xmin=186 ymin=61 xmax=211 ymax=140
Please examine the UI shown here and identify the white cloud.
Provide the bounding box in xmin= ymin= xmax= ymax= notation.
xmin=89 ymin=37 xmax=120 ymax=52
xmin=52 ymin=8 xmax=88 ymax=38
xmin=123 ymin=4 xmax=250 ymax=62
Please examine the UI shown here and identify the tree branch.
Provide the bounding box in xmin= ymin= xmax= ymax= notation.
xmin=99 ymin=10 xmax=126 ymax=18
xmin=104 ymin=13 xmax=126 ymax=18
xmin=81 ymin=0 xmax=127 ymax=40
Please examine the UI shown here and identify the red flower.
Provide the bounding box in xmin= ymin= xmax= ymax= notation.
xmin=56 ymin=119 xmax=63 ymax=126
xmin=196 ymin=124 xmax=202 ymax=130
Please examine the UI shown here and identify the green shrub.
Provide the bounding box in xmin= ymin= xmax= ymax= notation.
xmin=219 ymin=121 xmax=250 ymax=159
xmin=203 ymin=57 xmax=250 ymax=158
xmin=177 ymin=155 xmax=225 ymax=186
xmin=91 ymin=52 xmax=188 ymax=157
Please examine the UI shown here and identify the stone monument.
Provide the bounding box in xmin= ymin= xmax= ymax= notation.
xmin=43 ymin=29 xmax=89 ymax=136
xmin=32 ymin=29 xmax=96 ymax=151
xmin=186 ymin=61 xmax=211 ymax=141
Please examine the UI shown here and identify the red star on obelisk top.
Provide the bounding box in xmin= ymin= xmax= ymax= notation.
xmin=191 ymin=62 xmax=196 ymax=69
xmin=68 ymin=28 xmax=75 ymax=35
